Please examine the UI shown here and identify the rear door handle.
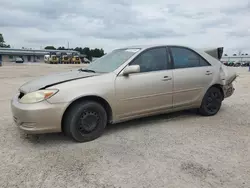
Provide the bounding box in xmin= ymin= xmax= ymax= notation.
xmin=162 ymin=76 xmax=172 ymax=81
xmin=205 ymin=71 xmax=213 ymax=75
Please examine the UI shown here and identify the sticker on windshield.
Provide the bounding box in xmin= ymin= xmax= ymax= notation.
xmin=125 ymin=49 xmax=140 ymax=53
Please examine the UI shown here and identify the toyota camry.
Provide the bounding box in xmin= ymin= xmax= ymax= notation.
xmin=11 ymin=45 xmax=237 ymax=142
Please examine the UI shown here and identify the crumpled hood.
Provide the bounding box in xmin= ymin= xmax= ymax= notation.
xmin=19 ymin=69 xmax=98 ymax=93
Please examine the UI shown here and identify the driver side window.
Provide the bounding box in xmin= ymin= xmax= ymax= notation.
xmin=130 ymin=47 xmax=168 ymax=73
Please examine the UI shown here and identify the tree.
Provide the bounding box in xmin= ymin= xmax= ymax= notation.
xmin=90 ymin=48 xmax=105 ymax=58
xmin=233 ymin=54 xmax=236 ymax=56
xmin=224 ymin=54 xmax=228 ymax=56
xmin=74 ymin=47 xmax=84 ymax=54
xmin=44 ymin=46 xmax=56 ymax=50
xmin=82 ymin=47 xmax=91 ymax=60
xmin=0 ymin=33 xmax=10 ymax=48
xmin=57 ymin=46 xmax=66 ymax=50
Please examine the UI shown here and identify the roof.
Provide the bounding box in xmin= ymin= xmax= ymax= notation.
xmin=0 ymin=48 xmax=79 ymax=56
xmin=121 ymin=44 xmax=191 ymax=50
xmin=121 ymin=44 xmax=221 ymax=51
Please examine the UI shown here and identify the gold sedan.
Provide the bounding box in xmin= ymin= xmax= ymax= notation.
xmin=11 ymin=45 xmax=236 ymax=142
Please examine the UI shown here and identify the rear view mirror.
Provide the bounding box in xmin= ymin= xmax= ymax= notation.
xmin=123 ymin=65 xmax=140 ymax=76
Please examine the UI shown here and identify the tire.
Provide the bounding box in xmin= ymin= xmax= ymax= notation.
xmin=63 ymin=101 xmax=107 ymax=142
xmin=199 ymin=87 xmax=223 ymax=116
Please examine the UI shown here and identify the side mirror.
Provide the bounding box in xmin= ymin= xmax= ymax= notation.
xmin=123 ymin=65 xmax=140 ymax=76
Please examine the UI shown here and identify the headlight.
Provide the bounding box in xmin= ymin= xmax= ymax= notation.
xmin=19 ymin=89 xmax=58 ymax=104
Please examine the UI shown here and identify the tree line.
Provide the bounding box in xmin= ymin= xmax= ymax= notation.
xmin=0 ymin=33 xmax=10 ymax=48
xmin=44 ymin=46 xmax=105 ymax=61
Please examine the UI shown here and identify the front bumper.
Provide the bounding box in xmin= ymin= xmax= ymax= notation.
xmin=11 ymin=94 xmax=68 ymax=134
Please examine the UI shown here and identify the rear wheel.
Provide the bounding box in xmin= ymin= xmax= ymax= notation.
xmin=63 ymin=101 xmax=107 ymax=142
xmin=199 ymin=87 xmax=223 ymax=116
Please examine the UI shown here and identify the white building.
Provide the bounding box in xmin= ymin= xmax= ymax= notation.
xmin=0 ymin=48 xmax=78 ymax=63
xmin=221 ymin=55 xmax=250 ymax=62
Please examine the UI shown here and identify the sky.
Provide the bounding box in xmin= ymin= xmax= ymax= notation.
xmin=0 ymin=0 xmax=250 ymax=54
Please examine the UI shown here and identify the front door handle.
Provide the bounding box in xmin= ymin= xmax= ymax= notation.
xmin=162 ymin=76 xmax=172 ymax=81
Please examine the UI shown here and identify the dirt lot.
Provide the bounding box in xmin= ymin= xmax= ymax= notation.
xmin=0 ymin=63 xmax=249 ymax=188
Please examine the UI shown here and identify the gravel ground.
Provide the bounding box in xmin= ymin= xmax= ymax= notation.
xmin=0 ymin=63 xmax=249 ymax=188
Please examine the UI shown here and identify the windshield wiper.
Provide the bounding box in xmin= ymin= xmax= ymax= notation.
xmin=78 ymin=68 xmax=96 ymax=73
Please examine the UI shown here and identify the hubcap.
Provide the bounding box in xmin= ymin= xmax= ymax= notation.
xmin=206 ymin=91 xmax=221 ymax=113
xmin=78 ymin=111 xmax=99 ymax=134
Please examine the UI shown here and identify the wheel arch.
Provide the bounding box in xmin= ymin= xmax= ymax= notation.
xmin=208 ymin=84 xmax=224 ymax=100
xmin=61 ymin=95 xmax=113 ymax=132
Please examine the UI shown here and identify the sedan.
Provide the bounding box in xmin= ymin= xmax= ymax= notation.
xmin=11 ymin=45 xmax=237 ymax=142
xmin=15 ymin=57 xmax=24 ymax=63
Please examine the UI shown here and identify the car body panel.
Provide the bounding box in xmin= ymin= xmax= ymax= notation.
xmin=11 ymin=93 xmax=67 ymax=133
xmin=114 ymin=69 xmax=173 ymax=119
xmin=11 ymin=44 xmax=236 ymax=134
xmin=172 ymin=66 xmax=214 ymax=108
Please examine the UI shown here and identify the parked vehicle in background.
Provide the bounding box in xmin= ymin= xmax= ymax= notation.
xmin=71 ymin=53 xmax=81 ymax=64
xmin=60 ymin=52 xmax=71 ymax=64
xmin=233 ymin=61 xmax=241 ymax=67
xmin=221 ymin=61 xmax=228 ymax=66
xmin=82 ymin=57 xmax=91 ymax=64
xmin=11 ymin=45 xmax=237 ymax=142
xmin=227 ymin=61 xmax=235 ymax=66
xmin=241 ymin=61 xmax=250 ymax=67
xmin=44 ymin=55 xmax=50 ymax=63
xmin=15 ymin=57 xmax=24 ymax=63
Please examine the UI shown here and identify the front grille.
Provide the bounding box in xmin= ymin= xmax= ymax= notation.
xmin=18 ymin=92 xmax=25 ymax=99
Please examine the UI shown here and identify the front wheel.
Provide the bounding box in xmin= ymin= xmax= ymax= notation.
xmin=63 ymin=101 xmax=107 ymax=142
xmin=199 ymin=87 xmax=223 ymax=116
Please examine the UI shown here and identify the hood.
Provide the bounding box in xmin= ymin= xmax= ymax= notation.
xmin=20 ymin=69 xmax=98 ymax=93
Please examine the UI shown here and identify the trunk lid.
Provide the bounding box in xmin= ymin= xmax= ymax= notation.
xmin=202 ymin=47 xmax=224 ymax=60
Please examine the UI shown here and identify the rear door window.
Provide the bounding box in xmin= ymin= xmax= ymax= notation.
xmin=170 ymin=47 xmax=210 ymax=69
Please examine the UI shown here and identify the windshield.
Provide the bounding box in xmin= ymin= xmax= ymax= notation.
xmin=85 ymin=48 xmax=140 ymax=73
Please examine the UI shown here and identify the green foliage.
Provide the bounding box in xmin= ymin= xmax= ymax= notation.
xmin=57 ymin=46 xmax=66 ymax=50
xmin=0 ymin=33 xmax=10 ymax=48
xmin=44 ymin=46 xmax=56 ymax=50
xmin=56 ymin=46 xmax=105 ymax=61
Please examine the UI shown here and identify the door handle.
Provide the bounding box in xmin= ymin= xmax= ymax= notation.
xmin=162 ymin=76 xmax=172 ymax=81
xmin=205 ymin=71 xmax=212 ymax=75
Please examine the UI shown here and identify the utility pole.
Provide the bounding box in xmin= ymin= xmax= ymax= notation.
xmin=67 ymin=41 xmax=69 ymax=51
